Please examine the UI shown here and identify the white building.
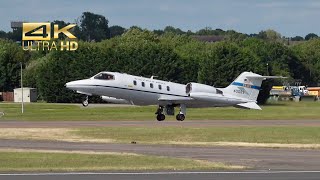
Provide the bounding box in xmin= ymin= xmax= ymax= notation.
xmin=14 ymin=88 xmax=37 ymax=103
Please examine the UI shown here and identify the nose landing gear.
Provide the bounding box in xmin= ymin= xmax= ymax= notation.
xmin=176 ymin=104 xmax=186 ymax=121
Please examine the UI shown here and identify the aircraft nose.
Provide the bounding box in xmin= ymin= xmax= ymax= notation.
xmin=65 ymin=79 xmax=93 ymax=96
xmin=65 ymin=80 xmax=81 ymax=90
xmin=65 ymin=81 xmax=73 ymax=88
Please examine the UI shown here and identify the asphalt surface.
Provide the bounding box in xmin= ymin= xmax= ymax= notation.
xmin=2 ymin=120 xmax=320 ymax=128
xmin=1 ymin=139 xmax=320 ymax=171
xmin=1 ymin=171 xmax=320 ymax=180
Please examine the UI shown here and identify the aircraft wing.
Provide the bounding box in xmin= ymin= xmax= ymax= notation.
xmin=158 ymin=96 xmax=194 ymax=104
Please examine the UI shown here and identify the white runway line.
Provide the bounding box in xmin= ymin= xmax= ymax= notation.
xmin=1 ymin=171 xmax=320 ymax=176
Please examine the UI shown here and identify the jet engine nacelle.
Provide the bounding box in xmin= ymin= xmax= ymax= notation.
xmin=101 ymin=96 xmax=130 ymax=104
xmin=186 ymin=83 xmax=217 ymax=95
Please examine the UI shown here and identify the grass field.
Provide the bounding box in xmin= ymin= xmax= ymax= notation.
xmin=1 ymin=126 xmax=320 ymax=147
xmin=0 ymin=101 xmax=319 ymax=120
xmin=73 ymin=126 xmax=320 ymax=145
xmin=0 ymin=150 xmax=243 ymax=171
xmin=1 ymin=102 xmax=318 ymax=172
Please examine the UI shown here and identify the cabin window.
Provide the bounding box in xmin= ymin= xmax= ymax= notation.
xmin=167 ymin=86 xmax=170 ymax=91
xmin=94 ymin=73 xmax=114 ymax=80
xmin=158 ymin=85 xmax=162 ymax=90
xmin=150 ymin=83 xmax=153 ymax=88
xmin=133 ymin=80 xmax=137 ymax=86
xmin=142 ymin=82 xmax=145 ymax=87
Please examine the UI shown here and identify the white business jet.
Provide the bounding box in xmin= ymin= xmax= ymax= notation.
xmin=65 ymin=71 xmax=283 ymax=121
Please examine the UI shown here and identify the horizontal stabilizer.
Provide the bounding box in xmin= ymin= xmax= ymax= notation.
xmin=235 ymin=102 xmax=262 ymax=110
xmin=246 ymin=75 xmax=287 ymax=79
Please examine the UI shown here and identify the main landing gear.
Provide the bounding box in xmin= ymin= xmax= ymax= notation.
xmin=82 ymin=96 xmax=89 ymax=107
xmin=155 ymin=104 xmax=186 ymax=121
xmin=176 ymin=113 xmax=185 ymax=121
xmin=155 ymin=106 xmax=165 ymax=121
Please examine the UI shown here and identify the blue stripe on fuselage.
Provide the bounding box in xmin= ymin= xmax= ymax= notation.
xmin=232 ymin=82 xmax=261 ymax=90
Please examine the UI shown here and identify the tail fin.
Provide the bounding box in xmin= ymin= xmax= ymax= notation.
xmin=223 ymin=72 xmax=285 ymax=102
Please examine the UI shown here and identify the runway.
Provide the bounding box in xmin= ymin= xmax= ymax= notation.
xmin=1 ymin=119 xmax=320 ymax=180
xmin=1 ymin=119 xmax=320 ymax=128
xmin=1 ymin=139 xmax=320 ymax=170
xmin=1 ymin=171 xmax=320 ymax=180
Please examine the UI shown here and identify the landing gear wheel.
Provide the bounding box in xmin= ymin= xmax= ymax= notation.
xmin=156 ymin=114 xmax=165 ymax=121
xmin=176 ymin=114 xmax=185 ymax=121
xmin=82 ymin=96 xmax=89 ymax=107
xmin=155 ymin=106 xmax=165 ymax=121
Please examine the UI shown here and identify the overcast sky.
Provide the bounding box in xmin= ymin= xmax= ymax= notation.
xmin=1 ymin=0 xmax=319 ymax=37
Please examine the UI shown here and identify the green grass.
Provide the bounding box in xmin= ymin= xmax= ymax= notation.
xmin=0 ymin=151 xmax=241 ymax=171
xmin=0 ymin=101 xmax=319 ymax=121
xmin=74 ymin=126 xmax=320 ymax=144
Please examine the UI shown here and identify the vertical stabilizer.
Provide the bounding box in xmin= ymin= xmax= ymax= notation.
xmin=223 ymin=72 xmax=264 ymax=101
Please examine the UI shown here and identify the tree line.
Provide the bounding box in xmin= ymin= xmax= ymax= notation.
xmin=0 ymin=12 xmax=319 ymax=43
xmin=0 ymin=12 xmax=319 ymax=104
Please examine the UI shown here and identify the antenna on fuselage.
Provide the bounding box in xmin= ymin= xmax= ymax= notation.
xmin=151 ymin=76 xmax=158 ymax=79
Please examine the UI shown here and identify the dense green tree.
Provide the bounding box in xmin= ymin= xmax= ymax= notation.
xmin=0 ymin=24 xmax=314 ymax=104
xmin=256 ymin=31 xmax=266 ymax=39
xmin=197 ymin=41 xmax=271 ymax=105
xmin=196 ymin=27 xmax=225 ymax=36
xmin=305 ymin=33 xmax=318 ymax=40
xmin=7 ymin=28 xmax=22 ymax=42
xmin=159 ymin=34 xmax=204 ymax=83
xmin=256 ymin=29 xmax=281 ymax=42
xmin=0 ymin=39 xmax=30 ymax=91
xmin=291 ymin=36 xmax=304 ymax=41
xmin=225 ymin=30 xmax=248 ymax=42
xmin=107 ymin=29 xmax=182 ymax=81
xmin=163 ymin=26 xmax=185 ymax=35
xmin=0 ymin=31 xmax=7 ymax=39
xmin=153 ymin=29 xmax=165 ymax=35
xmin=291 ymin=39 xmax=320 ymax=86
xmin=109 ymin=25 xmax=126 ymax=38
xmin=240 ymin=38 xmax=310 ymax=103
xmin=76 ymin=12 xmax=110 ymax=42
xmin=265 ymin=29 xmax=281 ymax=41
xmin=198 ymin=41 xmax=263 ymax=87
xmin=128 ymin=26 xmax=143 ymax=31
xmin=241 ymin=38 xmax=296 ymax=78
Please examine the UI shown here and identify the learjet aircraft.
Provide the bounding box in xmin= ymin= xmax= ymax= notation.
xmin=66 ymin=71 xmax=283 ymax=121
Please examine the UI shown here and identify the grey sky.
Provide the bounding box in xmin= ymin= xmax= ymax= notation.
xmin=1 ymin=0 xmax=319 ymax=37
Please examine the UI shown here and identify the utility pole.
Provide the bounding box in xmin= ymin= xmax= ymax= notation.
xmin=20 ymin=62 xmax=24 ymax=114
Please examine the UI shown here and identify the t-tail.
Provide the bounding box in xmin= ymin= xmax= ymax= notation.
xmin=223 ymin=72 xmax=285 ymax=110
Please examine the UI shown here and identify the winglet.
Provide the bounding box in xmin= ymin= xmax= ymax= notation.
xmin=235 ymin=102 xmax=262 ymax=110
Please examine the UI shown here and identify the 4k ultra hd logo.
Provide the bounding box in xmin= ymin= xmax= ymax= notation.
xmin=22 ymin=22 xmax=78 ymax=51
